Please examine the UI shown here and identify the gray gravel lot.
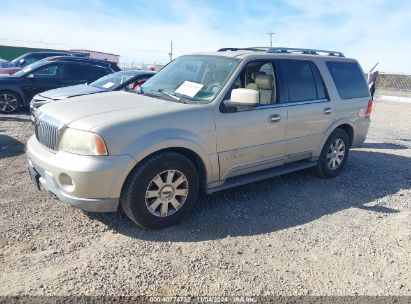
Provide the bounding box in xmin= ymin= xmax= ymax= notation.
xmin=0 ymin=99 xmax=410 ymax=296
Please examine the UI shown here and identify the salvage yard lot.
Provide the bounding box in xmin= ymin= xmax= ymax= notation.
xmin=0 ymin=99 xmax=410 ymax=296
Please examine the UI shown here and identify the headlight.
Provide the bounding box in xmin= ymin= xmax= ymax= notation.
xmin=59 ymin=128 xmax=108 ymax=156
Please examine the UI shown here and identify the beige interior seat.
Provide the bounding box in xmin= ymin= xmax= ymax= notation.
xmin=245 ymin=71 xmax=265 ymax=90
xmin=255 ymin=74 xmax=274 ymax=104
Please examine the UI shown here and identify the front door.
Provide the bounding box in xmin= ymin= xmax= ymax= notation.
xmin=215 ymin=60 xmax=288 ymax=180
xmin=23 ymin=63 xmax=64 ymax=101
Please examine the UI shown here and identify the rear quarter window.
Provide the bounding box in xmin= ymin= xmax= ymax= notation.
xmin=326 ymin=61 xmax=369 ymax=99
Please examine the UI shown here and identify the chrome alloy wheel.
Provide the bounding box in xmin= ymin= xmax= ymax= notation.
xmin=145 ymin=170 xmax=189 ymax=217
xmin=0 ymin=93 xmax=18 ymax=113
xmin=326 ymin=138 xmax=346 ymax=170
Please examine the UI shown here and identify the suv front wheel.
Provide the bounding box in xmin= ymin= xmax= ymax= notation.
xmin=312 ymin=128 xmax=350 ymax=178
xmin=120 ymin=151 xmax=199 ymax=229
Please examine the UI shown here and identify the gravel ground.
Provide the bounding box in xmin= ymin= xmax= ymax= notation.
xmin=0 ymin=99 xmax=410 ymax=297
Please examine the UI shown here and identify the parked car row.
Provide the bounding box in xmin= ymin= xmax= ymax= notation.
xmin=30 ymin=69 xmax=155 ymax=117
xmin=0 ymin=58 xmax=21 ymax=75
xmin=25 ymin=46 xmax=372 ymax=229
xmin=0 ymin=51 xmax=157 ymax=113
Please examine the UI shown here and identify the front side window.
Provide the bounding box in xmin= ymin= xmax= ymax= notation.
xmin=141 ymin=55 xmax=240 ymax=104
xmin=326 ymin=61 xmax=369 ymax=99
xmin=31 ymin=64 xmax=63 ymax=78
xmin=231 ymin=60 xmax=278 ymax=105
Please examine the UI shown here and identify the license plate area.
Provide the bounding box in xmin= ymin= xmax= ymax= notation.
xmin=28 ymin=165 xmax=41 ymax=191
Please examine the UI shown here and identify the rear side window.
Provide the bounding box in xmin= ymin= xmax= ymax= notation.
xmin=281 ymin=59 xmax=327 ymax=102
xmin=326 ymin=61 xmax=369 ymax=99
xmin=65 ymin=64 xmax=90 ymax=80
xmin=90 ymin=66 xmax=109 ymax=79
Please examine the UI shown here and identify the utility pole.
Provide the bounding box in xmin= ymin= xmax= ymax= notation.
xmin=267 ymin=31 xmax=275 ymax=47
xmin=169 ymin=40 xmax=173 ymax=62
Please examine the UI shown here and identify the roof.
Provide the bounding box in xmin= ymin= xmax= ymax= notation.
xmin=70 ymin=49 xmax=120 ymax=57
xmin=187 ymin=47 xmax=354 ymax=61
xmin=46 ymin=56 xmax=118 ymax=64
xmin=0 ymin=38 xmax=69 ymax=51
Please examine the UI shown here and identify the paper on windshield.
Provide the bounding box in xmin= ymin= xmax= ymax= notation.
xmin=102 ymin=82 xmax=115 ymax=89
xmin=175 ymin=81 xmax=204 ymax=98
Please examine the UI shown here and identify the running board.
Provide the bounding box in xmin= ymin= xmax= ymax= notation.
xmin=206 ymin=160 xmax=317 ymax=194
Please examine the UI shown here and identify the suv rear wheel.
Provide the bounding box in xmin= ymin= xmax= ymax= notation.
xmin=312 ymin=128 xmax=350 ymax=178
xmin=120 ymin=151 xmax=199 ymax=229
xmin=0 ymin=91 xmax=21 ymax=114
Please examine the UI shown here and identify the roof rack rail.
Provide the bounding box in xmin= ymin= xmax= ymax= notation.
xmin=217 ymin=47 xmax=267 ymax=52
xmin=266 ymin=47 xmax=344 ymax=57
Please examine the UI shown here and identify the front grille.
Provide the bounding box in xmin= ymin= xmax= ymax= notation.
xmin=35 ymin=119 xmax=60 ymax=151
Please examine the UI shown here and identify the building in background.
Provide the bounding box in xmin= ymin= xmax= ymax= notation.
xmin=0 ymin=38 xmax=69 ymax=61
xmin=0 ymin=38 xmax=119 ymax=63
xmin=70 ymin=49 xmax=120 ymax=63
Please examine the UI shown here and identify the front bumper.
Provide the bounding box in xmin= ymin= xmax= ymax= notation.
xmin=27 ymin=135 xmax=136 ymax=212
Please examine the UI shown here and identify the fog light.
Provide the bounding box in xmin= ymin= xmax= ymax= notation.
xmin=59 ymin=173 xmax=75 ymax=192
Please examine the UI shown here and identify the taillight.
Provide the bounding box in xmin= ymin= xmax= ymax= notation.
xmin=365 ymin=99 xmax=373 ymax=118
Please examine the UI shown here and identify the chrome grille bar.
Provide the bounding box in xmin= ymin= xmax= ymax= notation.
xmin=35 ymin=119 xmax=61 ymax=151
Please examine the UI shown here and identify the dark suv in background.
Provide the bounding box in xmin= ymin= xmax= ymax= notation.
xmin=0 ymin=56 xmax=120 ymax=113
xmin=10 ymin=51 xmax=90 ymax=68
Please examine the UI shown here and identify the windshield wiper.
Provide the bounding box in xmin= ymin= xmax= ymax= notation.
xmin=159 ymin=89 xmax=180 ymax=101
xmin=143 ymin=89 xmax=188 ymax=103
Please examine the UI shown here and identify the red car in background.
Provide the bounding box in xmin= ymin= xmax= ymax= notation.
xmin=0 ymin=59 xmax=21 ymax=75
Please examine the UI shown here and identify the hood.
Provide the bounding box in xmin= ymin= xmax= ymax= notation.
xmin=0 ymin=75 xmax=20 ymax=81
xmin=38 ymin=91 xmax=192 ymax=131
xmin=0 ymin=67 xmax=21 ymax=75
xmin=39 ymin=84 xmax=104 ymax=100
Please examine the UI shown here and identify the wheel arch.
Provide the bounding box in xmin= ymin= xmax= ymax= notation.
xmin=0 ymin=86 xmax=26 ymax=105
xmin=118 ymin=146 xmax=209 ymax=199
xmin=315 ymin=120 xmax=355 ymax=157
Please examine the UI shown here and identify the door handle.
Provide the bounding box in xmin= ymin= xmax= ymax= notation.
xmin=268 ymin=114 xmax=281 ymax=123
xmin=323 ymin=107 xmax=333 ymax=115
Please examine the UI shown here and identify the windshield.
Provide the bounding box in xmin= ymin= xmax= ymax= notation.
xmin=11 ymin=54 xmax=26 ymax=64
xmin=12 ymin=61 xmax=47 ymax=77
xmin=90 ymin=71 xmax=136 ymax=90
xmin=141 ymin=55 xmax=240 ymax=103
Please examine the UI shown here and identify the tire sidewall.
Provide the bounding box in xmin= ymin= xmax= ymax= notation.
xmin=124 ymin=153 xmax=199 ymax=229
xmin=319 ymin=129 xmax=350 ymax=178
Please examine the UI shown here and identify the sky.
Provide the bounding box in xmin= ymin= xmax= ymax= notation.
xmin=1 ymin=0 xmax=411 ymax=73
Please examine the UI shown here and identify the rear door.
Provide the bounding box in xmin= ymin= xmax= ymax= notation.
xmin=63 ymin=63 xmax=91 ymax=86
xmin=279 ymin=59 xmax=335 ymax=161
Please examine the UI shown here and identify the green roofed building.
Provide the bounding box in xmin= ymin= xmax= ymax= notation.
xmin=0 ymin=38 xmax=69 ymax=61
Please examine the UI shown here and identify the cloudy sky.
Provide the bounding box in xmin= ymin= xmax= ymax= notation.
xmin=1 ymin=0 xmax=410 ymax=72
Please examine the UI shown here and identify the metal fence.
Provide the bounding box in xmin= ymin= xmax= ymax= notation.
xmin=119 ymin=62 xmax=165 ymax=71
xmin=373 ymin=73 xmax=411 ymax=98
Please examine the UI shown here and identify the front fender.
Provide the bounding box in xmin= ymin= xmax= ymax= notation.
xmin=123 ymin=128 xmax=218 ymax=184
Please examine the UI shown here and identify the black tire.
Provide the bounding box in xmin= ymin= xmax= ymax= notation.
xmin=312 ymin=128 xmax=350 ymax=178
xmin=0 ymin=91 xmax=21 ymax=114
xmin=120 ymin=151 xmax=199 ymax=229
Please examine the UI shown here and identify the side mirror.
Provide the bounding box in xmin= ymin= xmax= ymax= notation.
xmin=224 ymin=88 xmax=259 ymax=108
xmin=26 ymin=74 xmax=35 ymax=79
xmin=19 ymin=59 xmax=25 ymax=65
